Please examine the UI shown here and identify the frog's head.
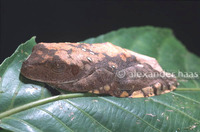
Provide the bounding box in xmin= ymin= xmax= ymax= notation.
xmin=21 ymin=43 xmax=80 ymax=83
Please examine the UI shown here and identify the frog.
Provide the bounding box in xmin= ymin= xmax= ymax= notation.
xmin=20 ymin=42 xmax=178 ymax=98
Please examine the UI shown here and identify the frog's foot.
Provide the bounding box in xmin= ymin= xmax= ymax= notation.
xmin=129 ymin=82 xmax=177 ymax=98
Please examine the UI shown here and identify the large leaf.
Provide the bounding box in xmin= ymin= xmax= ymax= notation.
xmin=0 ymin=26 xmax=200 ymax=132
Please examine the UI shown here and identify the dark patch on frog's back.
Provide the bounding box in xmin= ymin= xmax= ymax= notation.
xmin=67 ymin=43 xmax=86 ymax=48
xmin=67 ymin=43 xmax=99 ymax=55
xmin=60 ymin=49 xmax=73 ymax=55
xmin=22 ymin=44 xmax=57 ymax=68
xmin=93 ymin=53 xmax=138 ymax=72
xmin=33 ymin=43 xmax=57 ymax=56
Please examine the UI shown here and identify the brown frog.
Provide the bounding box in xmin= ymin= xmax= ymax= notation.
xmin=21 ymin=42 xmax=178 ymax=98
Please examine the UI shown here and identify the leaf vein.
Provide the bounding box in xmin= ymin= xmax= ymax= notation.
xmin=2 ymin=116 xmax=43 ymax=132
xmin=65 ymin=99 xmax=112 ymax=132
xmin=8 ymin=81 xmax=22 ymax=110
xmin=150 ymin=98 xmax=200 ymax=123
xmin=171 ymin=92 xmax=200 ymax=104
xmin=36 ymin=107 xmax=73 ymax=132
xmin=0 ymin=122 xmax=27 ymax=132
xmin=36 ymin=107 xmax=74 ymax=132
xmin=99 ymin=97 xmax=162 ymax=132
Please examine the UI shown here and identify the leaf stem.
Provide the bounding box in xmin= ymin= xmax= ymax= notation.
xmin=175 ymin=88 xmax=200 ymax=91
xmin=0 ymin=93 xmax=91 ymax=119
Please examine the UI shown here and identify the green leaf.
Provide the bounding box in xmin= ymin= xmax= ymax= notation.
xmin=0 ymin=26 xmax=200 ymax=132
xmin=0 ymin=37 xmax=52 ymax=113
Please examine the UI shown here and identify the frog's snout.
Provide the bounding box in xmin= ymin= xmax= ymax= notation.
xmin=21 ymin=60 xmax=35 ymax=78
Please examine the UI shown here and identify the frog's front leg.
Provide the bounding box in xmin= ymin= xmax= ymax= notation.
xmin=49 ymin=68 xmax=115 ymax=95
xmin=72 ymin=68 xmax=115 ymax=94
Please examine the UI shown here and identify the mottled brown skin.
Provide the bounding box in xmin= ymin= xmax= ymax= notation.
xmin=21 ymin=42 xmax=178 ymax=98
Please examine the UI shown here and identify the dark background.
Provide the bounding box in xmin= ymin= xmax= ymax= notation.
xmin=1 ymin=1 xmax=200 ymax=64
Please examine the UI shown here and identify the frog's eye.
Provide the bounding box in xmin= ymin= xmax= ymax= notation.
xmin=50 ymin=59 xmax=66 ymax=74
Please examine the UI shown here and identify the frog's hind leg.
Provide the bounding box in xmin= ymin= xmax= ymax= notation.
xmin=129 ymin=82 xmax=177 ymax=98
xmin=129 ymin=87 xmax=154 ymax=98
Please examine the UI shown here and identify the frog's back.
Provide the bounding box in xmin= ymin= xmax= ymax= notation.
xmin=36 ymin=42 xmax=136 ymax=70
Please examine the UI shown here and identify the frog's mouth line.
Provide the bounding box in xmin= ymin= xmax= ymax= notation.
xmin=38 ymin=79 xmax=79 ymax=84
xmin=61 ymin=79 xmax=79 ymax=84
